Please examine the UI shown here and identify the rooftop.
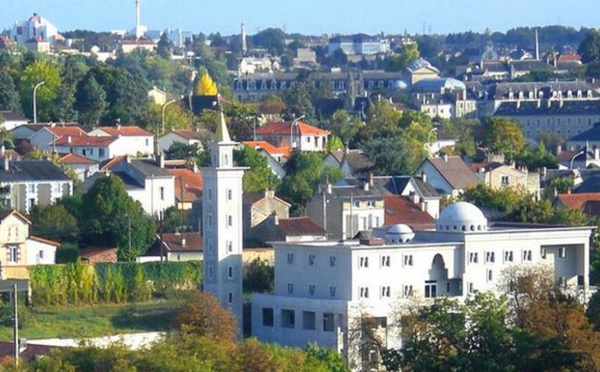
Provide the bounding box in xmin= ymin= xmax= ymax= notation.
xmin=255 ymin=121 xmax=329 ymax=136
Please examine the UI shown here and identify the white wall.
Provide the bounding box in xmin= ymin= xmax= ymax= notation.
xmin=25 ymin=239 xmax=57 ymax=265
xmin=158 ymin=133 xmax=199 ymax=154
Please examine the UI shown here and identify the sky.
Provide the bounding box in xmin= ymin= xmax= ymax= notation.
xmin=1 ymin=0 xmax=598 ymax=36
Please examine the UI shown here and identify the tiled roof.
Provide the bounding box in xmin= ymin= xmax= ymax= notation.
xmin=0 ymin=111 xmax=28 ymax=122
xmin=28 ymin=235 xmax=60 ymax=246
xmin=169 ymin=168 xmax=203 ymax=202
xmin=425 ymin=156 xmax=480 ymax=190
xmin=170 ymin=130 xmax=200 ymax=141
xmin=0 ymin=209 xmax=31 ymax=224
xmin=342 ymin=150 xmax=374 ymax=176
xmin=243 ymin=192 xmax=291 ymax=207
xmin=46 ymin=126 xmax=87 ymax=137
xmin=96 ymin=126 xmax=152 ymax=137
xmin=0 ymin=160 xmax=70 ymax=183
xmin=55 ymin=136 xmax=116 ymax=147
xmin=242 ymin=141 xmax=288 ymax=157
xmin=384 ymin=195 xmax=435 ymax=229
xmin=255 ymin=121 xmax=329 ymax=136
xmin=556 ymin=193 xmax=600 ymax=209
xmin=161 ymin=232 xmax=202 ymax=252
xmin=58 ymin=153 xmax=99 ymax=165
xmin=277 ymin=217 xmax=326 ymax=236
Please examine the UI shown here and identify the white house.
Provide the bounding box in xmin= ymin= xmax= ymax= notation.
xmin=25 ymin=236 xmax=59 ymax=265
xmin=158 ymin=130 xmax=201 ymax=154
xmin=88 ymin=126 xmax=154 ymax=156
xmin=252 ymin=202 xmax=593 ymax=369
xmin=28 ymin=125 xmax=88 ymax=152
xmin=255 ymin=121 xmax=329 ymax=152
xmin=0 ymin=112 xmax=28 ymax=131
xmin=57 ymin=153 xmax=99 ymax=181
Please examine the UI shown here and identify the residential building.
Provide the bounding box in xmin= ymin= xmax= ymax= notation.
xmin=81 ymin=156 xmax=175 ymax=217
xmin=383 ymin=195 xmax=436 ymax=230
xmin=476 ymin=162 xmax=540 ymax=197
xmin=88 ymin=125 xmax=154 ymax=156
xmin=10 ymin=13 xmax=63 ymax=46
xmin=154 ymin=232 xmax=203 ymax=262
xmin=0 ymin=112 xmax=28 ymax=131
xmin=26 ymin=236 xmax=59 ymax=265
xmin=28 ymin=125 xmax=88 ymax=152
xmin=324 ymin=149 xmax=374 ymax=179
xmin=252 ymin=202 xmax=594 ymax=369
xmin=148 ymin=86 xmax=168 ymax=105
xmin=158 ymin=130 xmax=202 ymax=154
xmin=0 ymin=159 xmax=72 ymax=213
xmin=243 ymin=191 xmax=290 ymax=237
xmin=56 ymin=153 xmax=99 ymax=181
xmin=241 ymin=141 xmax=288 ymax=179
xmin=415 ymin=156 xmax=480 ymax=196
xmin=202 ymin=112 xmax=246 ymax=334
xmin=79 ymin=247 xmax=118 ymax=264
xmin=328 ymin=34 xmax=390 ymax=55
xmin=406 ymin=58 xmax=440 ymax=85
xmin=118 ymin=39 xmax=156 ymax=53
xmin=554 ymin=192 xmax=600 ymax=219
xmin=249 ymin=215 xmax=327 ymax=244
xmin=306 ymin=180 xmax=385 ymax=240
xmin=168 ymin=168 xmax=203 ymax=210
xmin=566 ymin=124 xmax=600 ymax=151
xmin=255 ymin=121 xmax=329 ymax=152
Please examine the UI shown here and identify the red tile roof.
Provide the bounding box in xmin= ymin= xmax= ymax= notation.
xmin=171 ymin=130 xmax=200 ymax=140
xmin=55 ymin=136 xmax=116 ymax=147
xmin=58 ymin=153 xmax=99 ymax=165
xmin=162 ymin=232 xmax=202 ymax=252
xmin=47 ymin=126 xmax=87 ymax=137
xmin=255 ymin=121 xmax=329 ymax=136
xmin=384 ymin=195 xmax=435 ymax=229
xmin=79 ymin=247 xmax=118 ymax=263
xmin=99 ymin=156 xmax=126 ymax=171
xmin=168 ymin=168 xmax=203 ymax=203
xmin=277 ymin=217 xmax=326 ymax=236
xmin=556 ymin=193 xmax=600 ymax=209
xmin=28 ymin=235 xmax=60 ymax=247
xmin=558 ymin=54 xmax=581 ymax=62
xmin=96 ymin=126 xmax=152 ymax=136
xmin=242 ymin=141 xmax=289 ymax=157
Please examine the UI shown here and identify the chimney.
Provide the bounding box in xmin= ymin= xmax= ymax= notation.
xmin=272 ymin=211 xmax=279 ymax=225
xmin=181 ymin=238 xmax=186 ymax=247
xmin=556 ymin=144 xmax=562 ymax=155
xmin=368 ymin=172 xmax=374 ymax=187
xmin=420 ymin=170 xmax=427 ymax=183
xmin=157 ymin=152 xmax=165 ymax=168
xmin=326 ymin=182 xmax=332 ymax=194
xmin=410 ymin=192 xmax=419 ymax=204
xmin=595 ymin=148 xmax=599 ymax=160
xmin=3 ymin=156 xmax=8 ymax=172
xmin=567 ymin=188 xmax=571 ymax=195
xmin=67 ymin=136 xmax=71 ymax=144
xmin=126 ymin=154 xmax=131 ymax=163
xmin=420 ymin=199 xmax=426 ymax=211
xmin=443 ymin=153 xmax=449 ymax=162
xmin=363 ymin=180 xmax=370 ymax=191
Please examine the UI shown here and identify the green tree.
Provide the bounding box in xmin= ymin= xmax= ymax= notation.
xmin=543 ymin=176 xmax=574 ymax=199
xmin=174 ymin=291 xmax=237 ymax=343
xmin=80 ymin=175 xmax=156 ymax=261
xmin=579 ymin=29 xmax=600 ymax=63
xmin=484 ymin=117 xmax=527 ymax=158
xmin=234 ymin=146 xmax=280 ymax=193
xmin=384 ymin=42 xmax=420 ymax=72
xmin=330 ymin=109 xmax=363 ymax=147
xmin=0 ymin=70 xmax=22 ymax=113
xmin=19 ymin=60 xmax=62 ymax=121
xmin=157 ymin=32 xmax=173 ymax=59
xmin=305 ymin=343 xmax=350 ymax=372
xmin=75 ymin=75 xmax=108 ymax=127
xmin=29 ymin=204 xmax=79 ymax=243
xmin=360 ymin=136 xmax=412 ymax=175
xmin=243 ymin=258 xmax=274 ymax=293
xmin=283 ymin=82 xmax=316 ymax=121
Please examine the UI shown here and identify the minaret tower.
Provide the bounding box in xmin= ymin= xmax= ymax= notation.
xmin=202 ymin=111 xmax=246 ymax=334
xmin=135 ymin=0 xmax=143 ymax=39
xmin=535 ymin=28 xmax=540 ymax=60
xmin=241 ymin=23 xmax=248 ymax=56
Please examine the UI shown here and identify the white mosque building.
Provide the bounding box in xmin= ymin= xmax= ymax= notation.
xmin=251 ymin=201 xmax=593 ymax=364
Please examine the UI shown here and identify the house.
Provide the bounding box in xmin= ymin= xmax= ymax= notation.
xmin=82 ymin=156 xmax=174 ymax=217
xmin=556 ymin=146 xmax=600 ymax=170
xmin=88 ymin=125 xmax=154 ymax=156
xmin=148 ymin=86 xmax=168 ymax=105
xmin=10 ymin=124 xmax=49 ymax=141
xmin=306 ymin=180 xmax=385 ymax=240
xmin=56 ymin=153 xmax=99 ymax=181
xmin=406 ymin=58 xmax=440 ymax=85
xmin=243 ymin=191 xmax=290 ymax=237
xmin=0 ymin=159 xmax=72 ymax=213
xmin=328 ymin=34 xmax=390 ymax=55
xmin=168 ymin=168 xmax=203 ymax=210
xmin=252 ymin=202 xmax=594 ymax=369
xmin=158 ymin=130 xmax=202 ymax=154
xmin=26 ymin=236 xmax=59 ymax=265
xmin=241 ymin=141 xmax=288 ymax=179
xmin=143 ymin=232 xmax=203 ymax=262
xmin=554 ymin=192 xmax=600 ymax=219
xmin=118 ymin=39 xmax=157 ymax=53
xmin=255 ymin=121 xmax=329 ymax=152
xmin=28 ymin=125 xmax=87 ymax=152
xmin=0 ymin=111 xmax=28 ymax=131
xmin=328 ymin=149 xmax=374 ymax=178
xmin=415 ymin=156 xmax=480 ymax=196
xmin=250 ymin=215 xmax=327 ymax=244
xmin=79 ymin=247 xmax=118 ymax=264
xmin=476 ymin=162 xmax=540 ymax=197
xmin=383 ymin=195 xmax=436 ymax=230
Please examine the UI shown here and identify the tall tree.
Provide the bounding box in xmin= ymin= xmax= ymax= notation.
xmin=75 ymin=75 xmax=108 ymax=127
xmin=19 ymin=60 xmax=62 ymax=121
xmin=0 ymin=70 xmax=22 ymax=113
xmin=579 ymin=29 xmax=600 ymax=63
xmin=29 ymin=204 xmax=79 ymax=243
xmin=484 ymin=117 xmax=527 ymax=158
xmin=156 ymin=32 xmax=173 ymax=59
xmin=234 ymin=146 xmax=280 ymax=193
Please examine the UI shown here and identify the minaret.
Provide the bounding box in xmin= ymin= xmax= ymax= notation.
xmin=202 ymin=111 xmax=246 ymax=335
xmin=241 ymin=23 xmax=248 ymax=56
xmin=135 ymin=0 xmax=143 ymax=39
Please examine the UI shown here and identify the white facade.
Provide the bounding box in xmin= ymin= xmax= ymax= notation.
xmin=89 ymin=127 xmax=154 ymax=156
xmin=157 ymin=132 xmax=200 ymax=154
xmin=25 ymin=237 xmax=57 ymax=265
xmin=202 ymin=113 xmax=246 ymax=334
xmin=252 ymin=202 xmax=593 ymax=368
xmin=10 ymin=13 xmax=61 ymax=45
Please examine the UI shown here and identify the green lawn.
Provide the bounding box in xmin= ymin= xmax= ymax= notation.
xmin=0 ymin=300 xmax=183 ymax=341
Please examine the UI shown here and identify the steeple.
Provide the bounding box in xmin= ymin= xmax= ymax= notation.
xmin=216 ymin=110 xmax=232 ymax=143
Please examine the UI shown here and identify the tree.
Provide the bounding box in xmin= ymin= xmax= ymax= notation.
xmin=330 ymin=109 xmax=363 ymax=148
xmin=579 ymin=29 xmax=600 ymax=63
xmin=19 ymin=60 xmax=62 ymax=121
xmin=0 ymin=70 xmax=22 ymax=113
xmin=234 ymin=146 xmax=280 ymax=193
xmin=360 ymin=136 xmax=412 ymax=176
xmin=195 ymin=69 xmax=218 ymax=96
xmin=75 ymin=75 xmax=107 ymax=127
xmin=484 ymin=117 xmax=527 ymax=158
xmin=80 ymin=175 xmax=156 ymax=261
xmin=29 ymin=204 xmax=79 ymax=243
xmin=305 ymin=343 xmax=350 ymax=372
xmin=384 ymin=42 xmax=419 ymax=72
xmin=243 ymin=258 xmax=274 ymax=293
xmin=156 ymin=32 xmax=172 ymax=59
xmin=282 ymin=82 xmax=315 ymax=121
xmin=174 ymin=291 xmax=237 ymax=343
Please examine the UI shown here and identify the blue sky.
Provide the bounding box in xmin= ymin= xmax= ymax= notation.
xmin=1 ymin=0 xmax=598 ymax=36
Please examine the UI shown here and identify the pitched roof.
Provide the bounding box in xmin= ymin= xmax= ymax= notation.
xmin=103 ymin=157 xmax=172 ymax=178
xmin=242 ymin=141 xmax=289 ymax=157
xmin=568 ymin=124 xmax=600 ymax=141
xmin=556 ymin=192 xmax=600 ymax=209
xmin=161 ymin=232 xmax=202 ymax=252
xmin=0 ymin=160 xmax=70 ymax=183
xmin=57 ymin=153 xmax=99 ymax=165
xmin=425 ymin=156 xmax=480 ymax=190
xmin=494 ymin=100 xmax=600 ymax=117
xmin=277 ymin=217 xmax=326 ymax=236
xmin=170 ymin=130 xmax=201 ymax=141
xmin=0 ymin=111 xmax=28 ymax=122
xmin=342 ymin=150 xmax=374 ymax=176
xmin=28 ymin=235 xmax=60 ymax=246
xmin=46 ymin=126 xmax=87 ymax=137
xmin=0 ymin=209 xmax=31 ymax=224
xmin=55 ymin=136 xmax=117 ymax=147
xmin=95 ymin=126 xmax=152 ymax=137
xmin=169 ymin=168 xmax=203 ymax=202
xmin=243 ymin=191 xmax=291 ymax=207
xmin=383 ymin=195 xmax=435 ymax=229
xmin=255 ymin=121 xmax=329 ymax=136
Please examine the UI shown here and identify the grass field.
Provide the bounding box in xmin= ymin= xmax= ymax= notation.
xmin=0 ymin=300 xmax=183 ymax=341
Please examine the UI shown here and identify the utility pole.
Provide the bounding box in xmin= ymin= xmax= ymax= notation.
xmin=12 ymin=283 xmax=18 ymax=367
xmin=128 ymin=215 xmax=132 ymax=253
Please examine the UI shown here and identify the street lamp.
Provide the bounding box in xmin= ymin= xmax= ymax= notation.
xmin=425 ymin=127 xmax=438 ymax=153
xmin=32 ymin=81 xmax=45 ymax=124
xmin=161 ymin=98 xmax=177 ymax=135
xmin=570 ymin=148 xmax=586 ymax=170
xmin=289 ymin=114 xmax=305 ymax=149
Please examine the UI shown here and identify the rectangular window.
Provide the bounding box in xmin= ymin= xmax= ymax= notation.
xmin=381 ymin=286 xmax=391 ymax=298
xmin=487 ymin=270 xmax=493 ymax=282
xmin=287 ymin=253 xmax=294 ymax=264
xmin=360 ymin=256 xmax=369 ymax=268
xmin=468 ymin=282 xmax=474 ymax=293
xmin=469 ymin=252 xmax=479 ymax=264
xmin=208 ymin=189 xmax=212 ymax=200
xmin=559 ymin=247 xmax=566 ymax=258
xmin=227 ymin=266 xmax=234 ymax=279
xmin=485 ymin=251 xmax=495 ymax=263
xmin=228 ymin=292 xmax=233 ymax=304
xmin=28 ymin=184 xmax=35 ymax=193
xmin=359 ymin=287 xmax=369 ymax=298
xmin=302 ymin=311 xmax=316 ymax=330
xmin=381 ymin=255 xmax=390 ymax=267
xmin=287 ymin=283 xmax=294 ymax=294
xmin=403 ymin=255 xmax=413 ymax=266
xmin=227 ymin=189 xmax=232 ymax=200
xmin=504 ymin=250 xmax=514 ymax=262
xmin=501 ymin=176 xmax=509 ymax=185
xmin=403 ymin=285 xmax=413 ymax=298
xmin=227 ymin=215 xmax=233 ymax=226
xmin=523 ymin=250 xmax=532 ymax=262
xmin=281 ymin=309 xmax=295 ymax=328
xmin=262 ymin=308 xmax=274 ymax=327
xmin=159 ymin=187 xmax=165 ymax=201
xmin=99 ymin=148 xmax=105 ymax=157
xmin=8 ymin=245 xmax=18 ymax=263
xmin=329 ymin=286 xmax=336 ymax=297
xmin=424 ymin=281 xmax=437 ymax=298
xmin=323 ymin=313 xmax=334 ymax=332
xmin=308 ymin=284 xmax=315 ymax=296
xmin=227 ymin=241 xmax=233 ymax=252
xmin=308 ymin=254 xmax=315 ymax=266
xmin=541 ymin=248 xmax=547 ymax=259
xmin=329 ymin=255 xmax=336 ymax=267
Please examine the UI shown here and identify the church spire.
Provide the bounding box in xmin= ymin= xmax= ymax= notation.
xmin=215 ymin=110 xmax=232 ymax=143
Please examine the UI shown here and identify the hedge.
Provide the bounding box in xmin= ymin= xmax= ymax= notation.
xmin=29 ymin=261 xmax=202 ymax=306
